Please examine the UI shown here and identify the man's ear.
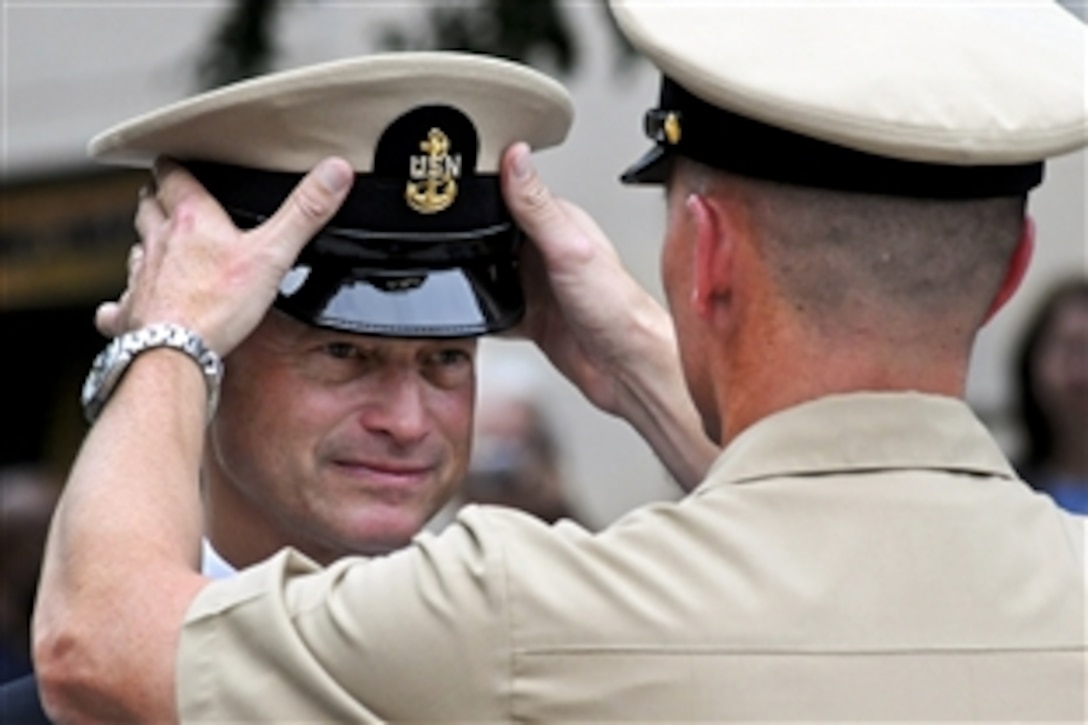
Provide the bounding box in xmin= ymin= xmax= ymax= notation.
xmin=983 ymin=216 xmax=1035 ymax=324
xmin=686 ymin=192 xmax=733 ymax=321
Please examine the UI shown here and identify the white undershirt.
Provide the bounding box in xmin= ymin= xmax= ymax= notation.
xmin=200 ymin=538 xmax=238 ymax=579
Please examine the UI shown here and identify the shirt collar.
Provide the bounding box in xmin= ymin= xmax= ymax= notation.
xmin=700 ymin=392 xmax=1017 ymax=491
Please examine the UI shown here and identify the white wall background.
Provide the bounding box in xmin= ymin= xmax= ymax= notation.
xmin=4 ymin=1 xmax=1085 ymax=525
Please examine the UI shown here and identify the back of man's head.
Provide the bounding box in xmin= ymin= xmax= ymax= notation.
xmin=616 ymin=1 xmax=1083 ymax=346
xmin=674 ymin=159 xmax=1027 ymax=346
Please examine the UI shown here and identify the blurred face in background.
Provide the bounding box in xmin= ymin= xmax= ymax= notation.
xmin=1031 ymin=293 xmax=1088 ymax=437
xmin=0 ymin=468 xmax=59 ymax=670
xmin=462 ymin=394 xmax=564 ymax=518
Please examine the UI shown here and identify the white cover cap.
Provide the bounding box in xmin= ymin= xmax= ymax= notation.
xmin=610 ymin=1 xmax=1086 ymax=167
xmin=89 ymin=51 xmax=573 ymax=172
xmin=87 ymin=52 xmax=575 ymax=339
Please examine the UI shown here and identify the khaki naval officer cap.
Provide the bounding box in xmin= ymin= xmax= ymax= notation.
xmin=89 ymin=52 xmax=573 ymax=337
xmin=611 ymin=1 xmax=1087 ymax=198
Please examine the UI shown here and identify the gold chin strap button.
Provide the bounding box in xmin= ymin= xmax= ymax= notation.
xmin=643 ymin=109 xmax=683 ymax=146
xmin=663 ymin=111 xmax=682 ymax=145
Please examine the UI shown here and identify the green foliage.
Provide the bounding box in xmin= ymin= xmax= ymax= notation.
xmin=196 ymin=0 xmax=282 ymax=90
xmin=197 ymin=0 xmax=637 ymax=90
xmin=382 ymin=0 xmax=578 ymax=74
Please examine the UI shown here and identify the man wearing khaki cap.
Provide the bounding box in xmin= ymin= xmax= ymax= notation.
xmin=35 ymin=2 xmax=1087 ymax=722
xmin=77 ymin=51 xmax=578 ymax=572
xmin=4 ymin=50 xmax=582 ymax=722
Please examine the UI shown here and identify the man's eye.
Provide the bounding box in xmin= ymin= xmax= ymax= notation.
xmin=435 ymin=348 xmax=465 ymax=363
xmin=431 ymin=349 xmax=470 ymax=367
xmin=323 ymin=342 xmax=358 ymax=360
xmin=422 ymin=347 xmax=474 ymax=387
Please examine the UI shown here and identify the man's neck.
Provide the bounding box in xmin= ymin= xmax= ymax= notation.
xmin=201 ymin=467 xmax=300 ymax=569
xmin=716 ymin=322 xmax=969 ymax=445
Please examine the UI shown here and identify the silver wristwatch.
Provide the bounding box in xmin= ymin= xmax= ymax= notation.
xmin=81 ymin=323 xmax=224 ymax=424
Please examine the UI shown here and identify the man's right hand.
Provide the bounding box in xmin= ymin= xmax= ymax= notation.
xmin=96 ymin=156 xmax=354 ymax=357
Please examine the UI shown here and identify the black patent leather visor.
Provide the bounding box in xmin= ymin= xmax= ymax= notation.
xmin=273 ymin=226 xmax=525 ymax=338
xmin=620 ymin=143 xmax=672 ymax=185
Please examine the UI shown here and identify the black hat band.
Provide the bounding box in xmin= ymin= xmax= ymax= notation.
xmin=186 ymin=160 xmax=513 ymax=241
xmin=623 ymin=76 xmax=1044 ymax=199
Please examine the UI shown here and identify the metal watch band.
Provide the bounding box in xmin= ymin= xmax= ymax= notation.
xmin=81 ymin=323 xmax=224 ymax=424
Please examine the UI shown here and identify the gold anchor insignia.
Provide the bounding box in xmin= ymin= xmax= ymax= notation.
xmin=406 ymin=127 xmax=459 ymax=214
xmin=663 ymin=111 xmax=682 ymax=145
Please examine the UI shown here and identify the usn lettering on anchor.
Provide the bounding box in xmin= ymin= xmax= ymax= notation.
xmin=406 ymin=127 xmax=461 ymax=214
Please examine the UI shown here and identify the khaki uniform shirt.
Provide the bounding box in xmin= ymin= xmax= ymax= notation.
xmin=178 ymin=393 xmax=1087 ymax=722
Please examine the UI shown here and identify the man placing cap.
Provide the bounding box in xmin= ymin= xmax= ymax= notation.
xmin=35 ymin=3 xmax=1087 ymax=723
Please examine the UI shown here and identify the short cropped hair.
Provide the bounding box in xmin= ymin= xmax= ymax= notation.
xmin=673 ymin=158 xmax=1026 ymax=337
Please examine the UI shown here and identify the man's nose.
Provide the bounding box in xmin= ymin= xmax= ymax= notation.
xmin=356 ymin=371 xmax=430 ymax=445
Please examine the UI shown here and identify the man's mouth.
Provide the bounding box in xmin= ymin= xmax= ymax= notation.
xmin=331 ymin=458 xmax=435 ymax=487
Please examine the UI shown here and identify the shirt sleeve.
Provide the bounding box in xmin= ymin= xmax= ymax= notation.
xmin=177 ymin=506 xmax=517 ymax=722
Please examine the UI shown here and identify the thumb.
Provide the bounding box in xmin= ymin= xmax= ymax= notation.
xmin=501 ymin=143 xmax=617 ymax=276
xmin=257 ymin=157 xmax=354 ymax=262
xmin=95 ymin=300 xmax=124 ymax=337
xmin=501 ymin=143 xmax=582 ymax=265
